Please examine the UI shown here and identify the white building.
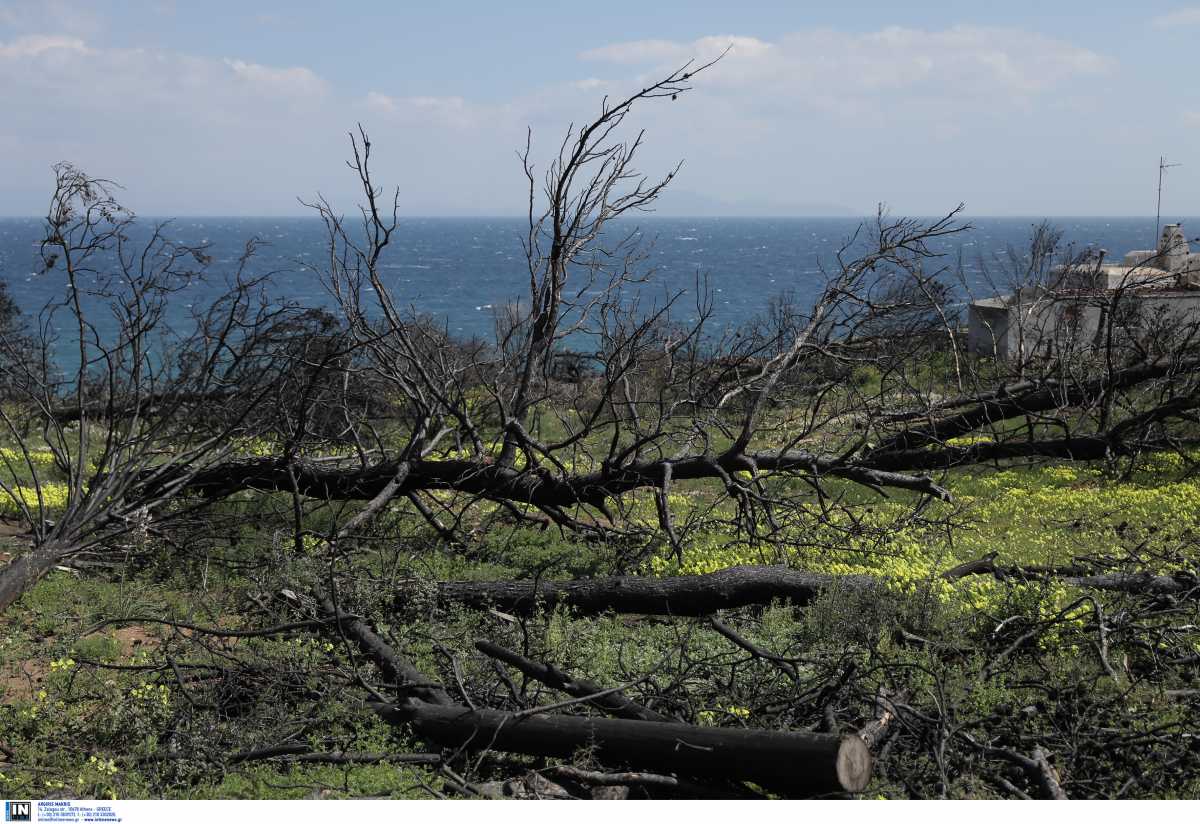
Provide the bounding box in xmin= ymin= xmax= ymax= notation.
xmin=967 ymin=224 xmax=1200 ymax=359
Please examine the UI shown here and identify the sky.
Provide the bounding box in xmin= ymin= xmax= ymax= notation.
xmin=1 ymin=0 xmax=1199 ymax=217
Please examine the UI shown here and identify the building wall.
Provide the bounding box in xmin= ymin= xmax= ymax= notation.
xmin=968 ymin=225 xmax=1200 ymax=359
xmin=967 ymin=303 xmax=1011 ymax=358
xmin=967 ymin=290 xmax=1200 ymax=359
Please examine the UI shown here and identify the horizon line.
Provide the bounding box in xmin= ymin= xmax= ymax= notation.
xmin=2 ymin=213 xmax=1199 ymax=221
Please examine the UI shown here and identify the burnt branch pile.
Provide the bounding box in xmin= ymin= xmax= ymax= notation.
xmin=1 ymin=60 xmax=1199 ymax=802
xmin=315 ymin=588 xmax=872 ymax=797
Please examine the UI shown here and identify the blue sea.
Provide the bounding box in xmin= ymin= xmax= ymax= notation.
xmin=0 ymin=216 xmax=1190 ymax=349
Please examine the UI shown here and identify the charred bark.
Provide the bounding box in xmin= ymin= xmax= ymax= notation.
xmin=873 ymin=356 xmax=1200 ymax=453
xmin=426 ymin=564 xmax=1198 ymax=618
xmin=865 ymin=435 xmax=1120 ymax=472
xmin=374 ymin=699 xmax=872 ymax=795
xmin=429 ymin=565 xmax=877 ymax=617
xmin=0 ymin=542 xmax=73 ymax=614
xmin=153 ymin=449 xmax=950 ymax=507
xmin=321 ymin=583 xmax=872 ymax=796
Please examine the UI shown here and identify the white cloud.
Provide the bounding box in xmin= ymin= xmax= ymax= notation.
xmin=0 ymin=35 xmax=356 ymax=213
xmin=364 ymin=90 xmax=397 ymax=113
xmin=0 ymin=20 xmax=1145 ymax=216
xmin=581 ymin=35 xmax=770 ymax=66
xmin=0 ymin=35 xmax=328 ymax=105
xmin=580 ymin=39 xmax=688 ymax=64
xmin=0 ymin=34 xmax=87 ymax=59
xmin=581 ymin=26 xmax=1110 ymax=110
xmin=563 ymin=25 xmax=1124 ymax=215
xmin=361 ymin=91 xmax=480 ymax=129
xmin=1151 ymin=7 xmax=1200 ymax=27
xmin=223 ymin=58 xmax=328 ymax=98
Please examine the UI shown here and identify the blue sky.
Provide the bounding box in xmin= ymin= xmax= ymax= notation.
xmin=2 ymin=0 xmax=1199 ymax=216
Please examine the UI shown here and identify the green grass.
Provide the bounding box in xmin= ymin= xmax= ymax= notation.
xmin=1 ymin=439 xmax=1198 ymax=798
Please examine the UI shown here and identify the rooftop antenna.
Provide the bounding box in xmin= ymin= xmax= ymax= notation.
xmin=1156 ymin=155 xmax=1182 ymax=244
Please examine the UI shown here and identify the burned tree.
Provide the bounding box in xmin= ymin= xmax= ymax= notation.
xmin=0 ymin=164 xmax=304 ymax=611
xmin=159 ymin=59 xmax=972 ymax=566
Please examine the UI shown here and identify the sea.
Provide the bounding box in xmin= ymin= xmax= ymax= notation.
xmin=0 ymin=216 xmax=1191 ymax=351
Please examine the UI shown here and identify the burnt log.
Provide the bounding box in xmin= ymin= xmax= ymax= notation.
xmin=430 ymin=565 xmax=879 ymax=617
xmin=48 ymin=391 xmax=235 ymax=424
xmin=148 ymin=449 xmax=950 ymax=507
xmin=983 ymin=744 xmax=1069 ymax=800
xmin=945 ymin=556 xmax=1198 ymax=598
xmin=873 ymin=355 xmax=1200 ymax=453
xmin=427 ymin=564 xmax=1198 ymax=618
xmin=865 ymin=435 xmax=1121 ymax=472
xmin=856 ymin=691 xmax=907 ymax=752
xmin=375 ymin=699 xmax=872 ymax=796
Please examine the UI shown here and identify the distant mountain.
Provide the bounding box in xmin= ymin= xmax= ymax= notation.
xmin=647 ymin=188 xmax=862 ymax=218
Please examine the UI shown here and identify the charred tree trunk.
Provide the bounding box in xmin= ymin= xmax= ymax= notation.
xmin=374 ymin=699 xmax=872 ymax=796
xmin=149 ymin=450 xmax=950 ymax=507
xmin=424 ymin=564 xmax=1197 ymax=618
xmin=871 ymin=356 xmax=1200 ymax=453
xmin=427 ymin=566 xmax=879 ymax=617
xmin=0 ymin=542 xmax=72 ymax=614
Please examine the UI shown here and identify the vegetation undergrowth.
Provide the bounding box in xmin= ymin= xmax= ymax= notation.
xmin=1 ymin=447 xmax=1197 ymax=799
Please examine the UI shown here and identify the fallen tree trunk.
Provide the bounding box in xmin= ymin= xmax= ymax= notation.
xmin=857 ymin=691 xmax=907 ymax=752
xmin=865 ymin=435 xmax=1121 ymax=472
xmin=871 ymin=356 xmax=1200 ymax=453
xmin=146 ymin=448 xmax=950 ymax=508
xmin=0 ymin=542 xmax=73 ymax=614
xmin=374 ymin=699 xmax=872 ymax=795
xmin=424 ymin=564 xmax=1198 ymax=618
xmin=981 ymin=744 xmax=1069 ymax=800
xmin=944 ymin=556 xmax=1199 ymax=597
xmin=428 ymin=566 xmax=879 ymax=617
xmin=48 ymin=391 xmax=235 ymax=424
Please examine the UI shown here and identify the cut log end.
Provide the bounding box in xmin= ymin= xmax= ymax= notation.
xmin=376 ymin=699 xmax=873 ymax=796
xmin=836 ymin=735 xmax=873 ymax=793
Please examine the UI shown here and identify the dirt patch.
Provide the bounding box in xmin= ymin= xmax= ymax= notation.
xmin=0 ymin=521 xmax=28 ymax=538
xmin=112 ymin=625 xmax=158 ymax=657
xmin=1 ymin=658 xmax=49 ymax=701
xmin=0 ymin=627 xmax=162 ymax=702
